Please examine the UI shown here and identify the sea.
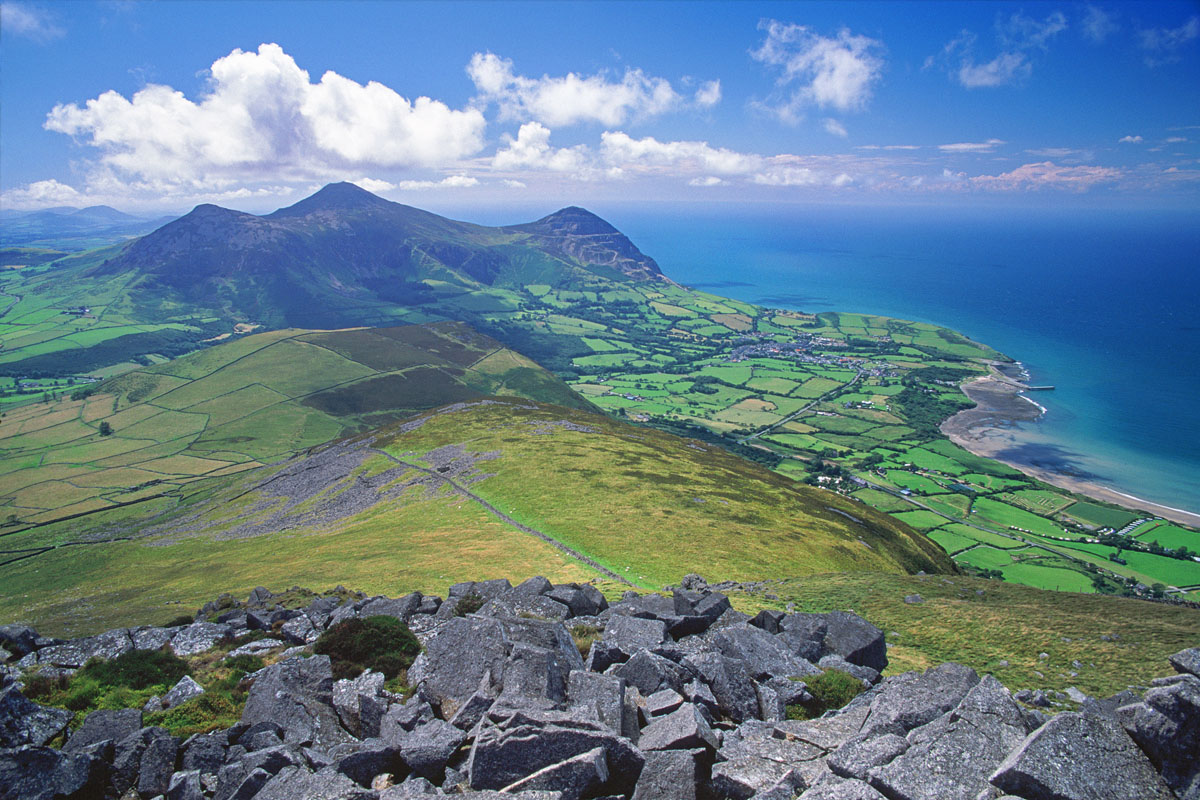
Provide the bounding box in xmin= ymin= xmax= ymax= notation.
xmin=599 ymin=203 xmax=1200 ymax=517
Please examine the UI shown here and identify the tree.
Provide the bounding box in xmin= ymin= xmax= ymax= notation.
xmin=98 ymin=421 xmax=113 ymax=436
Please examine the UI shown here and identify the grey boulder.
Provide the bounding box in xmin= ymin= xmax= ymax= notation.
xmin=241 ymin=655 xmax=354 ymax=750
xmin=0 ymin=686 xmax=73 ymax=748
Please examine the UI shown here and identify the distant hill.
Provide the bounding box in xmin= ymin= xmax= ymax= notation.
xmin=0 ymin=204 xmax=177 ymax=250
xmin=90 ymin=182 xmax=663 ymax=329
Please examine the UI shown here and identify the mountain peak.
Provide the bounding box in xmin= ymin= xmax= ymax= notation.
xmin=269 ymin=182 xmax=394 ymax=218
xmin=524 ymin=206 xmax=620 ymax=237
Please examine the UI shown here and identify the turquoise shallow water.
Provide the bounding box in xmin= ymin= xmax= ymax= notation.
xmin=597 ymin=203 xmax=1200 ymax=515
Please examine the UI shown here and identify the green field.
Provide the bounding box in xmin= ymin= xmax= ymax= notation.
xmin=1062 ymin=500 xmax=1140 ymax=529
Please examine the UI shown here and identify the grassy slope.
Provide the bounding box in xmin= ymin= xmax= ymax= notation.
xmin=727 ymin=573 xmax=1199 ymax=698
xmin=0 ymin=399 xmax=951 ymax=636
xmin=0 ymin=322 xmax=590 ymax=528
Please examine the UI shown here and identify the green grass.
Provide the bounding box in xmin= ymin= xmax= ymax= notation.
xmin=1062 ymin=500 xmax=1140 ymax=530
xmin=1135 ymin=523 xmax=1200 ymax=551
xmin=972 ymin=496 xmax=1072 ymax=538
xmin=927 ymin=527 xmax=979 ymax=554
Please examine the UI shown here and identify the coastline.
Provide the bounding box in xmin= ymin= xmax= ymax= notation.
xmin=941 ymin=368 xmax=1200 ymax=529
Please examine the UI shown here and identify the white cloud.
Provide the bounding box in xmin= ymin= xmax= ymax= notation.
xmin=688 ymin=176 xmax=725 ymax=187
xmin=1138 ymin=16 xmax=1199 ymax=65
xmin=1025 ymin=147 xmax=1079 ymax=157
xmin=823 ymin=118 xmax=848 ymax=138
xmin=502 ymin=179 xmax=527 ymax=189
xmin=752 ymin=166 xmax=819 ymax=186
xmin=0 ymin=178 xmax=81 ymax=207
xmin=971 ymin=161 xmax=1121 ymax=191
xmin=1082 ymin=6 xmax=1118 ymax=44
xmin=858 ymin=144 xmax=920 ymax=150
xmin=466 ymin=52 xmax=693 ymax=127
xmin=599 ymin=131 xmax=764 ymax=175
xmin=938 ymin=139 xmax=1005 ymax=153
xmin=958 ymin=52 xmax=1030 ymax=88
xmin=1118 ymin=135 xmax=1144 ymax=143
xmin=351 ymin=177 xmax=395 ymax=193
xmin=394 ymin=175 xmax=480 ymax=191
xmin=492 ymin=122 xmax=591 ymax=173
xmin=1165 ymin=136 xmax=1188 ymax=143
xmin=0 ymin=2 xmax=64 ymax=42
xmin=832 ymin=173 xmax=854 ymax=186
xmin=751 ymin=20 xmax=884 ymax=120
xmin=43 ymin=43 xmax=486 ymax=195
xmin=940 ymin=12 xmax=1066 ymax=89
xmin=694 ymin=80 xmax=722 ymax=108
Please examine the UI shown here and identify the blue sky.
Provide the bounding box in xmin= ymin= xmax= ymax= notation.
xmin=1 ymin=0 xmax=1198 ymax=213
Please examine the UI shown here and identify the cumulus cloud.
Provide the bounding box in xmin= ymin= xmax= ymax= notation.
xmin=467 ymin=52 xmax=699 ymax=126
xmin=752 ymin=166 xmax=819 ymax=186
xmin=823 ymin=118 xmax=848 ymax=138
xmin=502 ymin=179 xmax=527 ymax=188
xmin=1082 ymin=5 xmax=1118 ymax=44
xmin=971 ymin=161 xmax=1121 ymax=190
xmin=394 ymin=175 xmax=479 ymax=190
xmin=42 ymin=43 xmax=486 ymax=195
xmin=1138 ymin=16 xmax=1199 ymax=65
xmin=0 ymin=2 xmax=64 ymax=42
xmin=751 ymin=20 xmax=884 ymax=121
xmin=351 ymin=177 xmax=396 ymax=193
xmin=694 ymin=80 xmax=722 ymax=108
xmin=688 ymin=176 xmax=725 ymax=187
xmin=1118 ymin=135 xmax=1144 ymax=143
xmin=938 ymin=139 xmax=1005 ymax=153
xmin=600 ymin=131 xmax=764 ymax=175
xmin=0 ymin=178 xmax=81 ymax=207
xmin=492 ymin=122 xmax=591 ymax=173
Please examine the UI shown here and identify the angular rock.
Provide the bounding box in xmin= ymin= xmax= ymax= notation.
xmin=280 ymin=614 xmax=319 ymax=645
xmin=822 ymin=612 xmax=887 ymax=673
xmin=170 ymin=622 xmax=232 ymax=657
xmin=828 ymin=733 xmax=908 ymax=780
xmin=395 ymin=718 xmax=467 ymax=781
xmin=130 ymin=625 xmax=177 ymax=651
xmin=1119 ymin=673 xmax=1200 ymax=800
xmin=253 ymin=764 xmax=377 ymax=800
xmin=514 ymin=576 xmax=554 ymax=598
xmin=381 ymin=694 xmax=438 ymax=740
xmin=0 ymin=624 xmax=39 ymax=657
xmin=683 ymin=651 xmax=760 ymax=722
xmin=644 ymin=687 xmax=685 ymax=718
xmin=749 ymin=610 xmax=787 ymax=635
xmin=610 ymin=593 xmax=677 ymax=624
xmin=0 ymin=745 xmax=106 ymax=800
xmin=711 ymin=756 xmax=804 ymax=800
xmin=64 ymin=707 xmax=141 ymax=754
xmin=137 ymin=726 xmax=181 ymax=798
xmin=638 ymin=703 xmax=719 ymax=751
xmin=167 ymin=768 xmax=205 ymax=800
xmin=499 ymin=746 xmax=608 ymax=800
xmin=631 ymin=748 xmax=703 ymax=800
xmin=1170 ymin=647 xmax=1200 ymax=678
xmin=819 ymin=655 xmax=880 ymax=687
xmin=360 ymin=593 xmax=423 ymax=623
xmin=181 ymin=731 xmax=226 ymax=773
xmin=449 ymin=688 xmax=496 ymax=733
xmin=990 ymin=711 xmax=1175 ymax=800
xmin=797 ymin=776 xmax=888 ymax=799
xmin=333 ymin=670 xmax=387 ymax=738
xmin=709 ymin=624 xmax=822 ymax=682
xmin=869 ymin=675 xmax=1028 ymax=800
xmin=603 ymin=614 xmax=668 ymax=656
xmin=498 ymin=643 xmax=570 ymax=707
xmin=614 ymin=649 xmax=691 ymax=697
xmin=693 ymin=592 xmax=732 ymax=621
xmin=859 ymin=663 xmax=980 ymax=738
xmin=468 ymin=712 xmax=643 ymax=795
xmin=217 ymin=765 xmax=272 ymax=800
xmin=567 ymin=671 xmax=628 ymax=736
xmin=241 ymin=655 xmax=354 ymax=751
xmin=163 ymin=675 xmax=206 ymax=710
xmin=408 ymin=617 xmax=509 ymax=713
xmin=585 ymin=640 xmax=626 ymax=673
xmin=0 ymin=686 xmax=73 ymax=747
xmin=777 ymin=614 xmax=830 ymax=663
xmin=335 ymin=740 xmax=403 ymax=787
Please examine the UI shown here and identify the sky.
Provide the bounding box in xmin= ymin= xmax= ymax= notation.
xmin=1 ymin=0 xmax=1198 ymax=214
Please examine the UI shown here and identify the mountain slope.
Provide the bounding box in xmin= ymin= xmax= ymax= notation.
xmin=83 ymin=183 xmax=662 ymax=328
xmin=0 ymin=397 xmax=953 ymax=634
xmin=0 ymin=320 xmax=590 ymax=528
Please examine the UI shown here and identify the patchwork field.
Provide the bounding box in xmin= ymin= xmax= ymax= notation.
xmin=0 ymin=322 xmax=589 ymax=529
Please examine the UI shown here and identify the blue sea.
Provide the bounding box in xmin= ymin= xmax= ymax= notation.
xmin=598 ymin=203 xmax=1200 ymax=516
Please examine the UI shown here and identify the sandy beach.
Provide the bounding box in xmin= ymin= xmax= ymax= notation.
xmin=941 ymin=369 xmax=1200 ymax=529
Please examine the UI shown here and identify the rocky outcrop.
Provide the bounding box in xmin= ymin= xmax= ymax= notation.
xmin=1 ymin=579 xmax=1196 ymax=800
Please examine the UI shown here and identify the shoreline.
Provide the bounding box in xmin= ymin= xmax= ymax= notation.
xmin=941 ymin=369 xmax=1200 ymax=530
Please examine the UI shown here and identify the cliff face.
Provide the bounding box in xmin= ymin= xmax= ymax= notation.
xmin=3 ymin=576 xmax=1195 ymax=800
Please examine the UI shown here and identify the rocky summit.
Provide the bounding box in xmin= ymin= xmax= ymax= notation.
xmin=1 ymin=576 xmax=1197 ymax=800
